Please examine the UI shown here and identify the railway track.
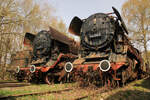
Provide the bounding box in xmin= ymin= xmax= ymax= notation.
xmin=0 ymin=88 xmax=72 ymax=99
xmin=0 ymin=85 xmax=111 ymax=100
xmin=0 ymin=81 xmax=31 ymax=88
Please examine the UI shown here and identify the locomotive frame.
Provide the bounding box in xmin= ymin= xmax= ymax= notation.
xmin=14 ymin=26 xmax=78 ymax=84
xmin=64 ymin=7 xmax=145 ymax=87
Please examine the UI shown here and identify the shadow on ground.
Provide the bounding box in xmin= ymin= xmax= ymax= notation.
xmin=134 ymin=77 xmax=150 ymax=89
xmin=105 ymin=90 xmax=150 ymax=100
xmin=0 ymin=81 xmax=20 ymax=84
xmin=0 ymin=95 xmax=16 ymax=100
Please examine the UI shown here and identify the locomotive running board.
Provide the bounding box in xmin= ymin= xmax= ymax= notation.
xmin=40 ymin=53 xmax=76 ymax=72
xmin=40 ymin=53 xmax=64 ymax=72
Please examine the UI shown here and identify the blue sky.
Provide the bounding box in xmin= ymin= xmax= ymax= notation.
xmin=46 ymin=0 xmax=127 ymax=27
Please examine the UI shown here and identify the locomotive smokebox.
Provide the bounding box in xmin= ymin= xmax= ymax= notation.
xmin=81 ymin=13 xmax=115 ymax=50
xmin=69 ymin=13 xmax=116 ymax=50
xmin=99 ymin=60 xmax=110 ymax=72
xmin=33 ymin=30 xmax=52 ymax=59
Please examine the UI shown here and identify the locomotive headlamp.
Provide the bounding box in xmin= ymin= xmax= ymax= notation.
xmin=65 ymin=62 xmax=73 ymax=73
xmin=16 ymin=66 xmax=20 ymax=73
xmin=99 ymin=60 xmax=110 ymax=72
xmin=30 ymin=65 xmax=36 ymax=73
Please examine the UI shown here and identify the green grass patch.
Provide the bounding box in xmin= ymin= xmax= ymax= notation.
xmin=1 ymin=78 xmax=150 ymax=100
xmin=0 ymin=83 xmax=76 ymax=97
xmin=0 ymin=90 xmax=13 ymax=96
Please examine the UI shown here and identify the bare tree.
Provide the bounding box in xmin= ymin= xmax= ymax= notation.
xmin=122 ymin=0 xmax=150 ymax=66
xmin=0 ymin=0 xmax=68 ymax=80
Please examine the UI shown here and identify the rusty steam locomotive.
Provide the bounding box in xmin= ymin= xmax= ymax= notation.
xmin=64 ymin=7 xmax=145 ymax=87
xmin=15 ymin=26 xmax=78 ymax=84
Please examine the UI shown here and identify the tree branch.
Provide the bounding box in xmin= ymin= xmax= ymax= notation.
xmin=0 ymin=19 xmax=24 ymax=25
xmin=0 ymin=32 xmax=24 ymax=37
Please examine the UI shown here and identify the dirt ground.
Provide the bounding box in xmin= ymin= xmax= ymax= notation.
xmin=0 ymin=78 xmax=150 ymax=100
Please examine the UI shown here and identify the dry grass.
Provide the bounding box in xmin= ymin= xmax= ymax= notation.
xmin=0 ymin=78 xmax=150 ymax=100
xmin=90 ymin=78 xmax=150 ymax=100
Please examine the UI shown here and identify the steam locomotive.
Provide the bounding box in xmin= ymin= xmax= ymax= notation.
xmin=14 ymin=26 xmax=78 ymax=84
xmin=64 ymin=7 xmax=145 ymax=87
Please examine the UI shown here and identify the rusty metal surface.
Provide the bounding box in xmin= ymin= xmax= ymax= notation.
xmin=68 ymin=16 xmax=83 ymax=36
xmin=49 ymin=27 xmax=74 ymax=46
xmin=49 ymin=26 xmax=79 ymax=55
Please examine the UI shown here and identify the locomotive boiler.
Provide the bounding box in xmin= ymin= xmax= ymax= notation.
xmin=15 ymin=26 xmax=78 ymax=84
xmin=65 ymin=7 xmax=144 ymax=87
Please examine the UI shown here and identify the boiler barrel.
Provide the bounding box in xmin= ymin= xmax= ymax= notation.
xmin=49 ymin=27 xmax=78 ymax=54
